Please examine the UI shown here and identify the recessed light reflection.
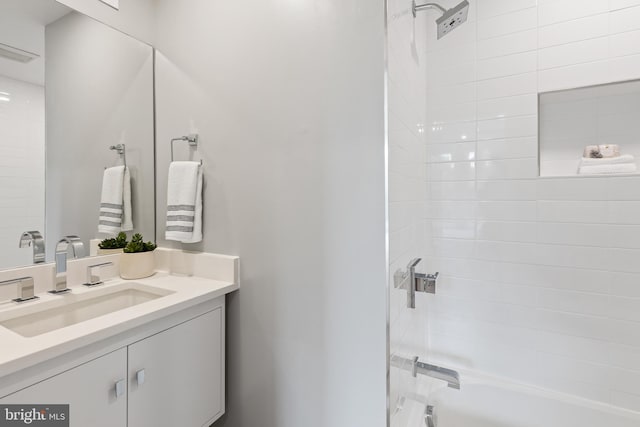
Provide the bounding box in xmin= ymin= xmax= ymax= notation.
xmin=0 ymin=96 xmax=10 ymax=102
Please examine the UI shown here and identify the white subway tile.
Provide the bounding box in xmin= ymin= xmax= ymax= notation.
xmin=537 ymin=222 xmax=611 ymax=247
xmin=538 ymin=59 xmax=611 ymax=92
xmin=608 ymin=248 xmax=640 ymax=273
xmin=476 ymin=158 xmax=539 ymax=180
xmin=476 ymin=240 xmax=538 ymax=264
xmin=537 ymin=178 xmax=608 ymax=201
xmin=477 ymin=29 xmax=537 ymax=60
xmin=610 ymin=0 xmax=640 ymax=10
xmin=609 ymin=29 xmax=640 ymax=58
xmin=477 ymin=137 xmax=538 ymax=160
xmin=478 ymin=7 xmax=537 ymax=40
xmin=538 ymin=14 xmax=609 ymax=48
xmin=611 ymin=272 xmax=640 ymax=297
xmin=477 ymin=51 xmax=537 ymax=81
xmin=476 ymin=179 xmax=538 ymax=200
xmin=538 ymin=37 xmax=609 ymax=70
xmin=477 ymin=72 xmax=537 ymax=100
xmin=429 ymin=181 xmax=477 ymax=200
xmin=537 ymin=201 xmax=609 ymax=223
xmin=477 ymin=94 xmax=538 ymax=121
xmin=428 ymin=161 xmax=476 ymax=181
xmin=426 ymin=142 xmax=476 ymax=163
xmin=431 ymin=220 xmax=476 ymax=239
xmin=609 ymin=5 xmax=640 ymax=34
xmin=477 ymin=115 xmax=538 ymax=140
xmin=428 ymin=121 xmax=477 ymax=143
xmin=426 ymin=201 xmax=477 ymax=219
xmin=538 ymin=0 xmax=609 ymax=27
xmin=608 ymin=53 xmax=640 ymax=82
xmin=536 ymin=244 xmax=608 ymax=270
xmin=608 ymin=201 xmax=640 ymax=224
xmin=477 ymin=221 xmax=537 ymax=242
xmin=538 ymin=265 xmax=610 ymax=293
xmin=477 ymin=201 xmax=537 ymax=221
xmin=477 ymin=0 xmax=537 ymax=20
xmin=427 ymin=101 xmax=476 ymax=124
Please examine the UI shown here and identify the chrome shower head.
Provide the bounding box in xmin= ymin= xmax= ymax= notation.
xmin=412 ymin=0 xmax=470 ymax=39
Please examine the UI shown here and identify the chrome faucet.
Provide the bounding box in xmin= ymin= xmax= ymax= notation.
xmin=391 ymin=355 xmax=460 ymax=390
xmin=19 ymin=231 xmax=45 ymax=264
xmin=52 ymin=236 xmax=85 ymax=294
xmin=0 ymin=276 xmax=38 ymax=303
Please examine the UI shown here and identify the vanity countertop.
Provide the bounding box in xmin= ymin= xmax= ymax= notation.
xmin=0 ymin=249 xmax=239 ymax=379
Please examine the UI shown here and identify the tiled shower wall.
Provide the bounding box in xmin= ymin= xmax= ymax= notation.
xmin=0 ymin=76 xmax=45 ymax=268
xmin=424 ymin=0 xmax=640 ymax=410
xmin=387 ymin=0 xmax=430 ymax=418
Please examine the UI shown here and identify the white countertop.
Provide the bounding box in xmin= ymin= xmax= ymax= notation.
xmin=0 ymin=271 xmax=237 ymax=378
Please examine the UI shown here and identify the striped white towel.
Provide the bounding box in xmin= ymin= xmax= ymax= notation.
xmin=98 ymin=166 xmax=133 ymax=234
xmin=165 ymin=161 xmax=202 ymax=243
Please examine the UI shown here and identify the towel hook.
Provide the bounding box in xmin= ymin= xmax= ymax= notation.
xmin=108 ymin=144 xmax=126 ymax=168
xmin=171 ymin=134 xmax=202 ymax=165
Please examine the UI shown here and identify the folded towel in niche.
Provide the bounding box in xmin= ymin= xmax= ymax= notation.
xmin=165 ymin=161 xmax=202 ymax=243
xmin=98 ymin=165 xmax=133 ymax=235
xmin=578 ymin=163 xmax=638 ymax=175
xmin=579 ymin=154 xmax=635 ymax=166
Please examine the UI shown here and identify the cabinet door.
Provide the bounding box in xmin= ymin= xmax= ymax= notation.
xmin=128 ymin=308 xmax=223 ymax=427
xmin=1 ymin=348 xmax=127 ymax=427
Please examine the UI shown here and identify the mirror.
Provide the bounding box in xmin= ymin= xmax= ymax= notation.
xmin=0 ymin=0 xmax=155 ymax=269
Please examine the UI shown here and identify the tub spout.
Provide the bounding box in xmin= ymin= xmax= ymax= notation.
xmin=391 ymin=355 xmax=461 ymax=390
xmin=415 ymin=358 xmax=460 ymax=390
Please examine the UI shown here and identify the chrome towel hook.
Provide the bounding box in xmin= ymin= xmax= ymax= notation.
xmin=108 ymin=143 xmax=126 ymax=168
xmin=171 ymin=134 xmax=202 ymax=165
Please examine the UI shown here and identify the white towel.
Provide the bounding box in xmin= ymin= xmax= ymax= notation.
xmin=578 ymin=163 xmax=638 ymax=175
xmin=165 ymin=161 xmax=202 ymax=243
xmin=579 ymin=154 xmax=635 ymax=166
xmin=98 ymin=166 xmax=133 ymax=235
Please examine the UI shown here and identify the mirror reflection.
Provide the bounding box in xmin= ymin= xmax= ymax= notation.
xmin=0 ymin=0 xmax=155 ymax=269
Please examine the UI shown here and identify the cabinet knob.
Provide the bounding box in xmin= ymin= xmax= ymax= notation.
xmin=136 ymin=369 xmax=145 ymax=386
xmin=115 ymin=379 xmax=125 ymax=398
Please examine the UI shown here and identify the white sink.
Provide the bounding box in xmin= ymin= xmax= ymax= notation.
xmin=0 ymin=283 xmax=173 ymax=338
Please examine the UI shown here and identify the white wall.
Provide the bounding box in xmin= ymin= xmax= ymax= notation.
xmin=55 ymin=0 xmax=155 ymax=45
xmin=423 ymin=0 xmax=640 ymax=412
xmin=154 ymin=1 xmax=388 ymax=426
xmin=46 ymin=12 xmax=154 ymax=258
xmin=386 ymin=0 xmax=431 ymax=424
xmin=0 ymin=76 xmax=45 ymax=268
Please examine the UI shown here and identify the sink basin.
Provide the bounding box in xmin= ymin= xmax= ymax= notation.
xmin=0 ymin=283 xmax=173 ymax=338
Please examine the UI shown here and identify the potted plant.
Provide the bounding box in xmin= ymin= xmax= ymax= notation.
xmin=98 ymin=232 xmax=128 ymax=255
xmin=119 ymin=233 xmax=157 ymax=279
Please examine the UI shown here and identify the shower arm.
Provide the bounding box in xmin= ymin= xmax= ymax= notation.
xmin=412 ymin=1 xmax=447 ymax=17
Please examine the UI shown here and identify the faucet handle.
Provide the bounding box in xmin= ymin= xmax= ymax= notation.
xmin=84 ymin=262 xmax=114 ymax=287
xmin=0 ymin=277 xmax=39 ymax=303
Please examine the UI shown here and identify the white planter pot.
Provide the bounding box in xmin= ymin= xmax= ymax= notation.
xmin=97 ymin=248 xmax=124 ymax=256
xmin=119 ymin=251 xmax=155 ymax=280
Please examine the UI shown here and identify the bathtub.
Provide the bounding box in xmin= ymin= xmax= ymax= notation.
xmin=392 ymin=373 xmax=640 ymax=427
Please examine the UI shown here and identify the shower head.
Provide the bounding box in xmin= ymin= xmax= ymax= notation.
xmin=412 ymin=0 xmax=470 ymax=39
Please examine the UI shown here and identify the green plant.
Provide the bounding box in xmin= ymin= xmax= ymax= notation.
xmin=98 ymin=232 xmax=128 ymax=249
xmin=123 ymin=233 xmax=157 ymax=253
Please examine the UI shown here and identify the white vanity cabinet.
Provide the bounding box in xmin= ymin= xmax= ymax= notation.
xmin=128 ymin=307 xmax=223 ymax=427
xmin=0 ymin=302 xmax=225 ymax=427
xmin=1 ymin=348 xmax=128 ymax=427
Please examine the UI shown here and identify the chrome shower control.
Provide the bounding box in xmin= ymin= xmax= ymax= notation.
xmin=393 ymin=258 xmax=439 ymax=309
